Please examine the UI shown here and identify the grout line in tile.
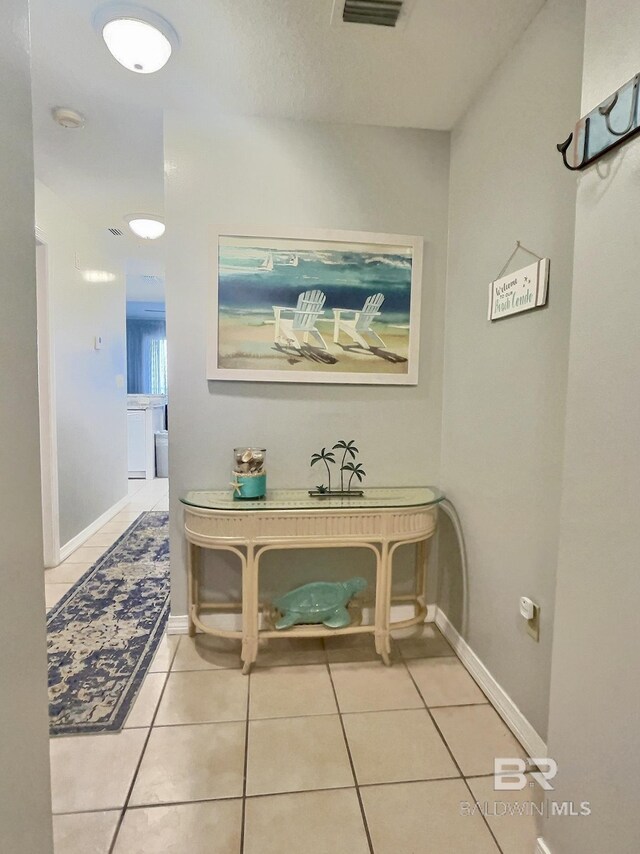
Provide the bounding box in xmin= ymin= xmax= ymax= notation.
xmin=239 ymin=668 xmax=251 ymax=854
xmin=124 ymin=783 xmax=366 ymax=811
xmin=51 ymin=806 xmax=124 ymax=817
xmin=143 ymin=701 xmax=462 ymax=732
xmin=168 ymin=659 xmax=337 ymax=674
xmin=324 ymin=660 xmax=375 ymax=854
xmin=426 ymin=701 xmax=490 ymax=709
xmin=357 ymin=773 xmax=461 ymax=789
xmin=168 ymin=665 xmax=241 ymax=674
xmin=459 ymin=776 xmax=504 ymax=853
xmin=401 ymin=652 xmax=459 ymax=662
xmin=108 ymin=641 xmax=178 ymax=854
xmin=243 ymin=782 xmax=352 ymax=800
xmin=125 ymin=794 xmax=242 ymax=811
xmin=402 ymin=658 xmax=506 ymax=854
xmin=464 ymin=773 xmax=496 ymax=780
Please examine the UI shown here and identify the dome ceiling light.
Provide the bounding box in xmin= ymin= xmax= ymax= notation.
xmin=125 ymin=215 xmax=165 ymax=240
xmin=93 ymin=4 xmax=178 ymax=74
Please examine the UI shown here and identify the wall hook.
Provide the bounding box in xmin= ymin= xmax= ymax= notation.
xmin=556 ymin=125 xmax=589 ymax=172
xmin=557 ymin=72 xmax=640 ymax=170
xmin=598 ymin=73 xmax=640 ymax=136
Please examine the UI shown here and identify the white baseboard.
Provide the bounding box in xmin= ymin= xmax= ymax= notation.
xmin=167 ymin=614 xmax=190 ymax=635
xmin=435 ymin=606 xmax=547 ymax=758
xmin=167 ymin=602 xmax=436 ymax=636
xmin=536 ymin=837 xmax=552 ymax=854
xmin=59 ymin=495 xmax=130 ymax=562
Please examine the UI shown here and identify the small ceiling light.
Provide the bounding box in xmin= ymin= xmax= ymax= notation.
xmin=52 ymin=107 xmax=85 ymax=129
xmin=94 ymin=4 xmax=178 ymax=74
xmin=125 ymin=214 xmax=165 ymax=240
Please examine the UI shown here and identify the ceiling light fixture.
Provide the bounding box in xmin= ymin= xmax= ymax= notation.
xmin=93 ymin=4 xmax=179 ymax=74
xmin=125 ymin=214 xmax=165 ymax=240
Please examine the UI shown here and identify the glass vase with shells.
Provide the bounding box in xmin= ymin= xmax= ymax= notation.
xmin=231 ymin=448 xmax=267 ymax=499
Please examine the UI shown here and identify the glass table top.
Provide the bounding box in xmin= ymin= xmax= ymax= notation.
xmin=180 ymin=486 xmax=444 ymax=511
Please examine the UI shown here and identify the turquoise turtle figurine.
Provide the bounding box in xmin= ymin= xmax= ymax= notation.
xmin=274 ymin=577 xmax=367 ymax=630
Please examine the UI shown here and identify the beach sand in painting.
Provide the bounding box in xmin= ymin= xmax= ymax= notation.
xmin=217 ymin=311 xmax=410 ymax=374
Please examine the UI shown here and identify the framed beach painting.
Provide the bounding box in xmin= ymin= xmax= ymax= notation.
xmin=207 ymin=227 xmax=423 ymax=385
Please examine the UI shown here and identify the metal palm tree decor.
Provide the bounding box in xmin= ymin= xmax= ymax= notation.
xmin=309 ymin=439 xmax=366 ymax=497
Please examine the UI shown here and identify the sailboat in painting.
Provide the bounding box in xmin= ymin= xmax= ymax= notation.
xmin=259 ymin=251 xmax=274 ymax=271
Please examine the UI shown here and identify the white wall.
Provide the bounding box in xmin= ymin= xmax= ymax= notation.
xmin=544 ymin=2 xmax=640 ymax=850
xmin=0 ymin=1 xmax=53 ymax=850
xmin=439 ymin=0 xmax=585 ymax=740
xmin=35 ymin=181 xmax=128 ymax=548
xmin=165 ymin=115 xmax=450 ymax=614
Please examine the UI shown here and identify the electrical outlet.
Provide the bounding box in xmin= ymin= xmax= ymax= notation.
xmin=520 ymin=597 xmax=540 ymax=642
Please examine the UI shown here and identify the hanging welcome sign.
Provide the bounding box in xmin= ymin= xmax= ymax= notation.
xmin=488 ymin=256 xmax=549 ymax=321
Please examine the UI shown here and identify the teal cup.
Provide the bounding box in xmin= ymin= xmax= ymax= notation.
xmin=234 ymin=473 xmax=267 ymax=500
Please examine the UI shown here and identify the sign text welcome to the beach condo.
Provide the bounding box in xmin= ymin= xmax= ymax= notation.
xmin=488 ymin=258 xmax=549 ymax=321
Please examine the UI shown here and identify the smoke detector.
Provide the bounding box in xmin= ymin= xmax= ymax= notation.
xmin=52 ymin=107 xmax=85 ymax=129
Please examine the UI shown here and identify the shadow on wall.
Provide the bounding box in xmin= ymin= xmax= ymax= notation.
xmin=436 ymin=505 xmax=467 ymax=633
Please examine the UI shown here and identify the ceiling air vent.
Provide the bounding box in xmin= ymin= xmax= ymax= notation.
xmin=108 ymin=227 xmax=124 ymax=236
xmin=342 ymin=0 xmax=403 ymax=27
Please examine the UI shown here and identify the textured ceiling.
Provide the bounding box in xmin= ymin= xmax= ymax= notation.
xmin=29 ymin=0 xmax=546 ymax=293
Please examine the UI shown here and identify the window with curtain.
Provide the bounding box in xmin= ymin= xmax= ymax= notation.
xmin=127 ymin=318 xmax=167 ymax=394
xmin=148 ymin=337 xmax=167 ymax=394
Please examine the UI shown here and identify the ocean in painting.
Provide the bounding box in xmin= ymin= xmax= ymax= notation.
xmin=217 ymin=235 xmax=414 ymax=375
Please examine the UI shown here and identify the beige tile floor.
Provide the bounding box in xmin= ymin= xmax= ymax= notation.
xmin=48 ymin=478 xmax=540 ymax=854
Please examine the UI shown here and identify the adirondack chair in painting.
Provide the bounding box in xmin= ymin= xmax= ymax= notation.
xmin=273 ymin=289 xmax=328 ymax=350
xmin=332 ymin=293 xmax=385 ymax=350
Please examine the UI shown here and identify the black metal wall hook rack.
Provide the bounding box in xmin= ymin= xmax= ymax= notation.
xmin=557 ymin=72 xmax=640 ymax=171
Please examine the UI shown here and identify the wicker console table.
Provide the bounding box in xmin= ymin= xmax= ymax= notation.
xmin=180 ymin=487 xmax=443 ymax=674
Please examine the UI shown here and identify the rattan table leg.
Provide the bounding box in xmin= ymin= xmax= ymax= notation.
xmin=375 ymin=540 xmax=392 ymax=665
xmin=187 ymin=542 xmax=198 ymax=637
xmin=241 ymin=544 xmax=258 ymax=674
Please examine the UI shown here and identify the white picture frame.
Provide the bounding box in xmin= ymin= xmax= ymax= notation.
xmin=207 ymin=226 xmax=423 ymax=385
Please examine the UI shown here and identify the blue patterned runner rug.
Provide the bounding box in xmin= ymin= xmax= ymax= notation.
xmin=47 ymin=511 xmax=169 ymax=736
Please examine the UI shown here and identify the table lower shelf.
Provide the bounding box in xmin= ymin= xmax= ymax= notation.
xmin=190 ymin=594 xmax=428 ymax=642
